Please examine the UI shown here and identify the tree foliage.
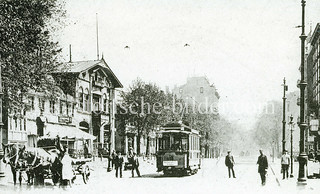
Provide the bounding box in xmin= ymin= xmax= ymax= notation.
xmin=119 ymin=78 xmax=179 ymax=154
xmin=119 ymin=78 xmax=237 ymax=156
xmin=0 ymin=0 xmax=66 ymax=108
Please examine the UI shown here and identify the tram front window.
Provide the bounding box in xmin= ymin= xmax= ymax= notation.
xmin=159 ymin=133 xmax=188 ymax=151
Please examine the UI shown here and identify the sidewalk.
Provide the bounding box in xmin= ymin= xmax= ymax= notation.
xmin=270 ymin=159 xmax=320 ymax=193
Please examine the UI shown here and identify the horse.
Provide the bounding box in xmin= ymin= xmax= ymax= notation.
xmin=18 ymin=146 xmax=64 ymax=186
xmin=2 ymin=143 xmax=23 ymax=185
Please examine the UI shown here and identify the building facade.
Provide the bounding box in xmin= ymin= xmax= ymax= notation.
xmin=172 ymin=76 xmax=220 ymax=114
xmin=306 ymin=23 xmax=320 ymax=155
xmin=172 ymin=76 xmax=220 ymax=158
xmin=7 ymin=59 xmax=122 ymax=156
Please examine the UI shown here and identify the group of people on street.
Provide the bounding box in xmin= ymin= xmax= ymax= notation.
xmin=225 ymin=149 xmax=297 ymax=185
xmin=109 ymin=147 xmax=141 ymax=178
xmin=225 ymin=149 xmax=269 ymax=185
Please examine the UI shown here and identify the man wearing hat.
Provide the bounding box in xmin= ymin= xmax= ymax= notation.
xmin=281 ymin=150 xmax=290 ymax=179
xmin=257 ymin=149 xmax=268 ymax=185
xmin=225 ymin=150 xmax=236 ymax=178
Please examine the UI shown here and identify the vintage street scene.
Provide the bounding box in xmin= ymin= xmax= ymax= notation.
xmin=1 ymin=0 xmax=320 ymax=194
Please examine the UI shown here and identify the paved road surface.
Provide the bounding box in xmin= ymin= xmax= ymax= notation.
xmin=0 ymin=156 xmax=319 ymax=194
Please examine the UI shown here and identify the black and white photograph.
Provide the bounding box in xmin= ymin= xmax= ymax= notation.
xmin=1 ymin=0 xmax=320 ymax=193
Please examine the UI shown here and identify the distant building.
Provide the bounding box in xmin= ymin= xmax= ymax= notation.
xmin=172 ymin=76 xmax=220 ymax=158
xmin=172 ymin=76 xmax=220 ymax=114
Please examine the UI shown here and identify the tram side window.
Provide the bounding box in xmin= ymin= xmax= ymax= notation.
xmin=181 ymin=138 xmax=187 ymax=151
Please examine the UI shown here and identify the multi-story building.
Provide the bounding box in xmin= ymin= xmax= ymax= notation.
xmin=172 ymin=76 xmax=220 ymax=158
xmin=306 ymin=23 xmax=320 ymax=154
xmin=172 ymin=76 xmax=220 ymax=114
xmin=7 ymin=58 xmax=122 ymax=156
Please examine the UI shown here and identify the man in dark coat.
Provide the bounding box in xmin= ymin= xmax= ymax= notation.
xmin=257 ymin=149 xmax=268 ymax=185
xmin=129 ymin=152 xmax=141 ymax=177
xmin=114 ymin=151 xmax=124 ymax=178
xmin=225 ymin=151 xmax=236 ymax=178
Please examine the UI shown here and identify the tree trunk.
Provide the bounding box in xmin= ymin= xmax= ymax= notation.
xmin=146 ymin=136 xmax=150 ymax=156
xmin=205 ymin=144 xmax=209 ymax=158
xmin=2 ymin=88 xmax=9 ymax=144
xmin=137 ymin=133 xmax=141 ymax=155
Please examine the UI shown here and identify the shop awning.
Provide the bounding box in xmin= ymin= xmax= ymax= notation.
xmin=41 ymin=124 xmax=96 ymax=140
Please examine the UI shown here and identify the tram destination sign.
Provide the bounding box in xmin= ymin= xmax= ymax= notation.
xmin=163 ymin=161 xmax=178 ymax=166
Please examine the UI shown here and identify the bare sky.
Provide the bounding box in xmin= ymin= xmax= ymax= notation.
xmin=57 ymin=0 xmax=320 ymax=129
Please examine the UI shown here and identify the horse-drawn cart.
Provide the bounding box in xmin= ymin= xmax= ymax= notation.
xmin=71 ymin=158 xmax=91 ymax=184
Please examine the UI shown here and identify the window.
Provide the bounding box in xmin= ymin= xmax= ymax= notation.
xmin=93 ymin=94 xmax=100 ymax=111
xmin=200 ymin=87 xmax=204 ymax=93
xmin=66 ymin=102 xmax=71 ymax=115
xmin=60 ymin=100 xmax=65 ymax=115
xmin=28 ymin=96 xmax=35 ymax=110
xmin=39 ymin=98 xmax=45 ymax=111
xmin=84 ymin=89 xmax=89 ymax=112
xmin=79 ymin=87 xmax=84 ymax=111
xmin=103 ymin=94 xmax=108 ymax=112
xmin=49 ymin=100 xmax=55 ymax=113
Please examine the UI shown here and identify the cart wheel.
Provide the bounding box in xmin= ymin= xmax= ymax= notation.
xmin=82 ymin=165 xmax=90 ymax=184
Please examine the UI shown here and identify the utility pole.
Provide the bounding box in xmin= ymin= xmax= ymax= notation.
xmin=297 ymin=0 xmax=308 ymax=185
xmin=282 ymin=77 xmax=288 ymax=152
xmin=289 ymin=115 xmax=294 ymax=178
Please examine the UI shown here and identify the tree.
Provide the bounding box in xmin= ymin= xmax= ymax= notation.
xmin=0 ymin=0 xmax=66 ymax=135
xmin=0 ymin=0 xmax=66 ymax=108
xmin=119 ymin=78 xmax=176 ymax=155
xmin=253 ymin=100 xmax=282 ymax=156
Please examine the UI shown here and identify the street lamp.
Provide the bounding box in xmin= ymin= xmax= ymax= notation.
xmin=289 ymin=115 xmax=294 ymax=178
xmin=282 ymin=77 xmax=288 ymax=152
xmin=297 ymin=0 xmax=308 ymax=185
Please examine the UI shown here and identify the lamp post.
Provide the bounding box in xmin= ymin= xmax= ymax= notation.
xmin=297 ymin=0 xmax=308 ymax=185
xmin=289 ymin=115 xmax=294 ymax=178
xmin=282 ymin=78 xmax=288 ymax=152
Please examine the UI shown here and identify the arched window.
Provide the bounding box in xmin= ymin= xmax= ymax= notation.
xmin=79 ymin=87 xmax=83 ymax=111
xmin=84 ymin=88 xmax=89 ymax=112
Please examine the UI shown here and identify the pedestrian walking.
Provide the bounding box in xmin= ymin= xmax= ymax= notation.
xmin=114 ymin=151 xmax=124 ymax=178
xmin=84 ymin=142 xmax=89 ymax=159
xmin=111 ymin=150 xmax=116 ymax=169
xmin=281 ymin=150 xmax=290 ymax=179
xmin=225 ymin=151 xmax=236 ymax=178
xmin=257 ymin=149 xmax=268 ymax=185
xmin=128 ymin=151 xmax=141 ymax=177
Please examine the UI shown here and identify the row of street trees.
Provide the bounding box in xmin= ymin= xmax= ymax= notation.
xmin=117 ymin=78 xmax=238 ymax=157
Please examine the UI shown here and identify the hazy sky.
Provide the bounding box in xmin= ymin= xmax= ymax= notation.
xmin=57 ymin=0 xmax=320 ymax=129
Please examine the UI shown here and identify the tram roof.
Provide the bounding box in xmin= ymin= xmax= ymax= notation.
xmin=161 ymin=122 xmax=199 ymax=135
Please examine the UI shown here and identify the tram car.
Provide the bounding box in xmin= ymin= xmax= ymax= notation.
xmin=156 ymin=122 xmax=201 ymax=176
